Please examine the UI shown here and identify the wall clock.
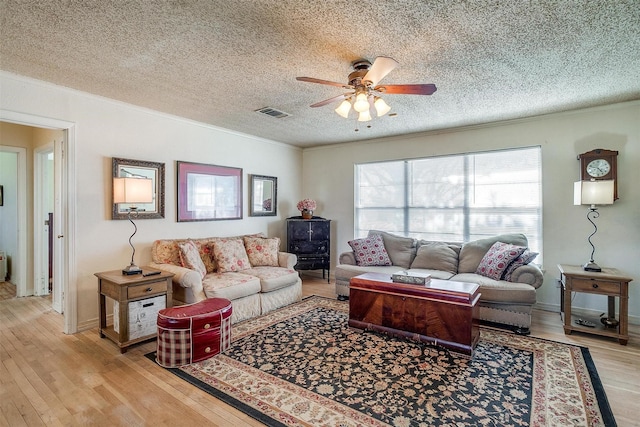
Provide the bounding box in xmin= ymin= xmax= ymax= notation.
xmin=577 ymin=148 xmax=618 ymax=200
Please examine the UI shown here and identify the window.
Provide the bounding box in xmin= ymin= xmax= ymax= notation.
xmin=355 ymin=146 xmax=542 ymax=260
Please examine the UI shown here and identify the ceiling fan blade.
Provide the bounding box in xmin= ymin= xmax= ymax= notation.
xmin=363 ymin=56 xmax=399 ymax=86
xmin=310 ymin=93 xmax=351 ymax=108
xmin=375 ymin=84 xmax=437 ymax=95
xmin=296 ymin=77 xmax=352 ymax=89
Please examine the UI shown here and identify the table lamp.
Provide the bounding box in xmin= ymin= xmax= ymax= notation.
xmin=113 ymin=177 xmax=153 ymax=275
xmin=573 ymin=179 xmax=614 ymax=272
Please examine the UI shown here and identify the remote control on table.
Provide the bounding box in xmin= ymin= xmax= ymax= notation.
xmin=143 ymin=270 xmax=161 ymax=277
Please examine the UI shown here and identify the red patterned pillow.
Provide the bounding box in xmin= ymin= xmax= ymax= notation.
xmin=212 ymin=239 xmax=251 ymax=272
xmin=502 ymin=249 xmax=538 ymax=281
xmin=475 ymin=242 xmax=526 ymax=280
xmin=348 ymin=234 xmax=392 ymax=266
xmin=243 ymin=236 xmax=280 ymax=266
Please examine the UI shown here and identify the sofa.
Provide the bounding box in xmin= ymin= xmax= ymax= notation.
xmin=149 ymin=234 xmax=302 ymax=324
xmin=335 ymin=231 xmax=543 ymax=333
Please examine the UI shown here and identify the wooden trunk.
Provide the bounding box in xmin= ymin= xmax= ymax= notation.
xmin=349 ymin=272 xmax=481 ymax=356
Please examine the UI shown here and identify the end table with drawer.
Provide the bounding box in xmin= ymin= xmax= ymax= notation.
xmin=96 ymin=269 xmax=174 ymax=353
xmin=558 ymin=264 xmax=633 ymax=345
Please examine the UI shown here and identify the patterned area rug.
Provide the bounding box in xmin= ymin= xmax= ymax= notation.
xmin=148 ymin=296 xmax=615 ymax=427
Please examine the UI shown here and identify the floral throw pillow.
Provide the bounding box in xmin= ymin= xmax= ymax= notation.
xmin=243 ymin=236 xmax=280 ymax=267
xmin=178 ymin=240 xmax=207 ymax=279
xmin=502 ymin=249 xmax=539 ymax=281
xmin=212 ymin=239 xmax=251 ymax=272
xmin=475 ymin=241 xmax=526 ymax=280
xmin=348 ymin=234 xmax=392 ymax=266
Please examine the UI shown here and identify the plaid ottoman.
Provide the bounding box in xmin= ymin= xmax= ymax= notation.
xmin=156 ymin=298 xmax=232 ymax=368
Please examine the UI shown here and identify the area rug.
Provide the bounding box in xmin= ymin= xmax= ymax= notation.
xmin=148 ymin=296 xmax=615 ymax=427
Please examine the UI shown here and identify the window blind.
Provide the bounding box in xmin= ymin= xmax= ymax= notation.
xmin=355 ymin=146 xmax=542 ymax=260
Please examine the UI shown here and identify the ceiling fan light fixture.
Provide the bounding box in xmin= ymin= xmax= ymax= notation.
xmin=358 ymin=110 xmax=372 ymax=122
xmin=353 ymin=92 xmax=369 ymax=113
xmin=374 ymin=97 xmax=391 ymax=116
xmin=335 ymin=99 xmax=352 ymax=118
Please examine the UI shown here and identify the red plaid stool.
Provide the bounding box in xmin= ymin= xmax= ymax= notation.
xmin=156 ymin=298 xmax=232 ymax=368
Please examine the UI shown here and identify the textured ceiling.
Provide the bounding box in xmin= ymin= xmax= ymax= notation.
xmin=1 ymin=1 xmax=639 ymax=147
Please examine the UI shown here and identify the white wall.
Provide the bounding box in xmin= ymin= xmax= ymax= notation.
xmin=0 ymin=72 xmax=303 ymax=330
xmin=302 ymin=101 xmax=640 ymax=323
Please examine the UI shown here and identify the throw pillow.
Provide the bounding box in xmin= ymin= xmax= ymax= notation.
xmin=178 ymin=240 xmax=207 ymax=279
xmin=458 ymin=233 xmax=529 ymax=273
xmin=243 ymin=236 xmax=280 ymax=267
xmin=193 ymin=239 xmax=217 ymax=273
xmin=502 ymin=249 xmax=539 ymax=281
xmin=410 ymin=243 xmax=460 ymax=274
xmin=212 ymin=239 xmax=251 ymax=272
xmin=348 ymin=234 xmax=392 ymax=266
xmin=475 ymin=241 xmax=526 ymax=280
xmin=368 ymin=230 xmax=416 ymax=269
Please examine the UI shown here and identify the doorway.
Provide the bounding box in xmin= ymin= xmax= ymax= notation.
xmin=0 ymin=110 xmax=77 ymax=333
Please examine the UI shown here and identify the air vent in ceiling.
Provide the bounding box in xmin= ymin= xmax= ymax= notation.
xmin=255 ymin=107 xmax=291 ymax=119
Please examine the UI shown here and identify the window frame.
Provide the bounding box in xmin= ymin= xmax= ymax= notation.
xmin=354 ymin=146 xmax=542 ymax=261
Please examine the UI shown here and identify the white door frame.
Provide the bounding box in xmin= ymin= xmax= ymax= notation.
xmin=34 ymin=145 xmax=54 ymax=299
xmin=1 ymin=110 xmax=77 ymax=334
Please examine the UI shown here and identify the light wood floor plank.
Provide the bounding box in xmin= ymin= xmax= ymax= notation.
xmin=1 ymin=273 xmax=638 ymax=426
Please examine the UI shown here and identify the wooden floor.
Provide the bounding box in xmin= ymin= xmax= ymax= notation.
xmin=1 ymin=274 xmax=639 ymax=426
xmin=0 ymin=281 xmax=16 ymax=301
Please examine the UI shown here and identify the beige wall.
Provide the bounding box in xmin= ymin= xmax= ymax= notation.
xmin=1 ymin=72 xmax=303 ymax=331
xmin=302 ymin=101 xmax=640 ymax=323
xmin=2 ymin=70 xmax=638 ymax=330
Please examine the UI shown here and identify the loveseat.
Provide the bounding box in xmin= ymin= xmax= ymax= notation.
xmin=149 ymin=234 xmax=302 ymax=324
xmin=335 ymin=231 xmax=543 ymax=333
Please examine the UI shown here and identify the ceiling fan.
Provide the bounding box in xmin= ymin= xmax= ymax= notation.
xmin=296 ymin=56 xmax=437 ymax=122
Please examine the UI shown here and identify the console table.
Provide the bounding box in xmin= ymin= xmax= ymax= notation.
xmin=558 ymin=264 xmax=633 ymax=345
xmin=96 ymin=269 xmax=174 ymax=353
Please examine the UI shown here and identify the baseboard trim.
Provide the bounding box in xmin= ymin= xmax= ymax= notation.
xmin=534 ymin=302 xmax=639 ymax=326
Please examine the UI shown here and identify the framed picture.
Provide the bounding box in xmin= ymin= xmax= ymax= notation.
xmin=0 ymin=185 xmax=3 ymax=206
xmin=112 ymin=158 xmax=165 ymax=219
xmin=177 ymin=161 xmax=242 ymax=222
xmin=249 ymin=174 xmax=277 ymax=216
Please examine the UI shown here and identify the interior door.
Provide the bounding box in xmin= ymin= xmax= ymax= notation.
xmin=51 ymin=138 xmax=64 ymax=313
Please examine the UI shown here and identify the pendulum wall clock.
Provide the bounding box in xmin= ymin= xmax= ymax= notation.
xmin=577 ymin=148 xmax=618 ymax=200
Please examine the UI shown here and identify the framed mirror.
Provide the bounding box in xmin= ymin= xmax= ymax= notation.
xmin=250 ymin=174 xmax=277 ymax=216
xmin=112 ymin=157 xmax=165 ymax=219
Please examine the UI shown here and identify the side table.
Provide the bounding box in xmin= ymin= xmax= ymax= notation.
xmin=96 ymin=268 xmax=174 ymax=353
xmin=558 ymin=264 xmax=633 ymax=345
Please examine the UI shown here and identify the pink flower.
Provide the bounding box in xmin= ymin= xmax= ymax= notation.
xmin=296 ymin=198 xmax=317 ymax=211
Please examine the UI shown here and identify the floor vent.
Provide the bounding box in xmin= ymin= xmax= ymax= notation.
xmin=255 ymin=107 xmax=291 ymax=119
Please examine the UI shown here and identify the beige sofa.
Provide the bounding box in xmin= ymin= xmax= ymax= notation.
xmin=149 ymin=234 xmax=302 ymax=324
xmin=335 ymin=231 xmax=543 ymax=334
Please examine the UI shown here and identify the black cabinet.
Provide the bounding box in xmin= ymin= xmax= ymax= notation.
xmin=287 ymin=217 xmax=331 ymax=282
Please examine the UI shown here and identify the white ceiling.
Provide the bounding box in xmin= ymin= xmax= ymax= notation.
xmin=1 ymin=1 xmax=639 ymax=147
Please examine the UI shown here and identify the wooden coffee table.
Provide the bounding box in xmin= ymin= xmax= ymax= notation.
xmin=348 ymin=272 xmax=481 ymax=356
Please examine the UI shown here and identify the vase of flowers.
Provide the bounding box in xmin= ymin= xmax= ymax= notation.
xmin=297 ymin=198 xmax=316 ymax=219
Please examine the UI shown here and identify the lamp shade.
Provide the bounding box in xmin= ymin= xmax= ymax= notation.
xmin=113 ymin=177 xmax=153 ymax=204
xmin=374 ymin=97 xmax=391 ymax=116
xmin=334 ymin=99 xmax=352 ymax=118
xmin=358 ymin=110 xmax=372 ymax=122
xmin=353 ymin=93 xmax=370 ymax=113
xmin=574 ymin=180 xmax=614 ymax=206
